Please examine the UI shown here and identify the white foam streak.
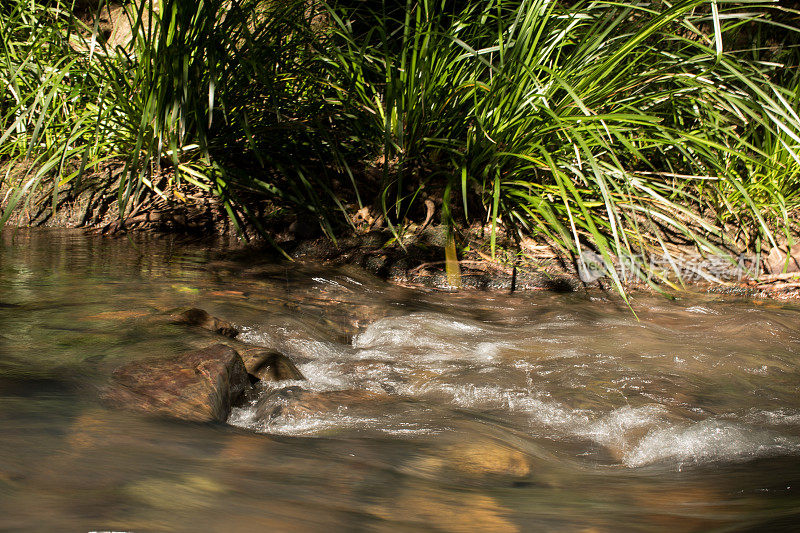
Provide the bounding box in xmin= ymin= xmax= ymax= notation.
xmin=624 ymin=420 xmax=800 ymax=467
xmin=228 ymin=406 xmax=437 ymax=437
xmin=744 ymin=408 xmax=800 ymax=426
xmin=352 ymin=313 xmax=503 ymax=362
xmin=390 ymin=378 xmax=800 ymax=467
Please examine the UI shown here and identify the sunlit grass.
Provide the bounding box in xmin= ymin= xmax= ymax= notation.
xmin=327 ymin=0 xmax=800 ymax=295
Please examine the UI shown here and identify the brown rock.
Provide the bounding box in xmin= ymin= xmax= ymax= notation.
xmin=404 ymin=437 xmax=533 ymax=484
xmin=447 ymin=440 xmax=532 ymax=480
xmin=254 ymin=387 xmax=389 ymax=422
xmin=765 ymin=244 xmax=800 ymax=274
xmin=172 ymin=308 xmax=238 ymax=338
xmin=247 ymin=351 xmax=305 ymax=382
xmin=104 ymin=344 xmax=251 ymax=422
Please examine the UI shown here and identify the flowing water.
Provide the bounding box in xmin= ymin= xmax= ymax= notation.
xmin=1 ymin=228 xmax=799 ymax=532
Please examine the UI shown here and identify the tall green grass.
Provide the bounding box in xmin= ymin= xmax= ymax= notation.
xmin=327 ymin=0 xmax=800 ymax=292
xmin=1 ymin=0 xmax=358 ymax=237
xmin=0 ymin=0 xmax=114 ymax=218
xmin=1 ymin=0 xmax=798 ymax=293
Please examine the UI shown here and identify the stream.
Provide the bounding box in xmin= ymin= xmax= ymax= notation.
xmin=0 ymin=228 xmax=799 ymax=531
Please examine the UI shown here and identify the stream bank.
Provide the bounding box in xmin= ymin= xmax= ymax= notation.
xmin=3 ymin=169 xmax=799 ymax=300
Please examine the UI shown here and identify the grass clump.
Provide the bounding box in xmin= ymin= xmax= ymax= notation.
xmin=1 ymin=0 xmax=358 ymax=236
xmin=328 ymin=0 xmax=800 ymax=292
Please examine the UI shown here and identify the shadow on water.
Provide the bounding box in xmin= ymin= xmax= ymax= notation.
xmin=1 ymin=228 xmax=799 ymax=531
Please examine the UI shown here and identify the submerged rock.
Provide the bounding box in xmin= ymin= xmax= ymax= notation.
xmin=445 ymin=440 xmax=532 ymax=480
xmin=171 ymin=308 xmax=238 ymax=338
xmin=247 ymin=351 xmax=306 ymax=382
xmin=403 ymin=436 xmax=534 ymax=485
xmin=368 ymin=485 xmax=520 ymax=532
xmin=253 ymin=387 xmax=389 ymax=422
xmin=104 ymin=344 xmax=250 ymax=422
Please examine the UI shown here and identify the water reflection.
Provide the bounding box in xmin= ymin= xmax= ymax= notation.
xmin=1 ymin=228 xmax=799 ymax=531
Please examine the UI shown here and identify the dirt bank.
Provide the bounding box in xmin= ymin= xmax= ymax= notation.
xmin=3 ymin=166 xmax=798 ymax=301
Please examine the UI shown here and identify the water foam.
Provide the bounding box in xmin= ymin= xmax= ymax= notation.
xmin=623 ymin=420 xmax=800 ymax=467
xmin=744 ymin=408 xmax=800 ymax=427
xmin=388 ymin=377 xmax=800 ymax=467
xmin=233 ymin=309 xmax=800 ymax=467
xmin=352 ymin=313 xmax=503 ymax=363
xmin=228 ymin=404 xmax=438 ymax=437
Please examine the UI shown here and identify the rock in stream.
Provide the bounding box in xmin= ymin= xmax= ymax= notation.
xmin=103 ymin=344 xmax=251 ymax=423
xmin=252 ymin=386 xmax=392 ymax=423
xmin=171 ymin=308 xmax=239 ymax=338
xmin=248 ymin=351 xmax=306 ymax=382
